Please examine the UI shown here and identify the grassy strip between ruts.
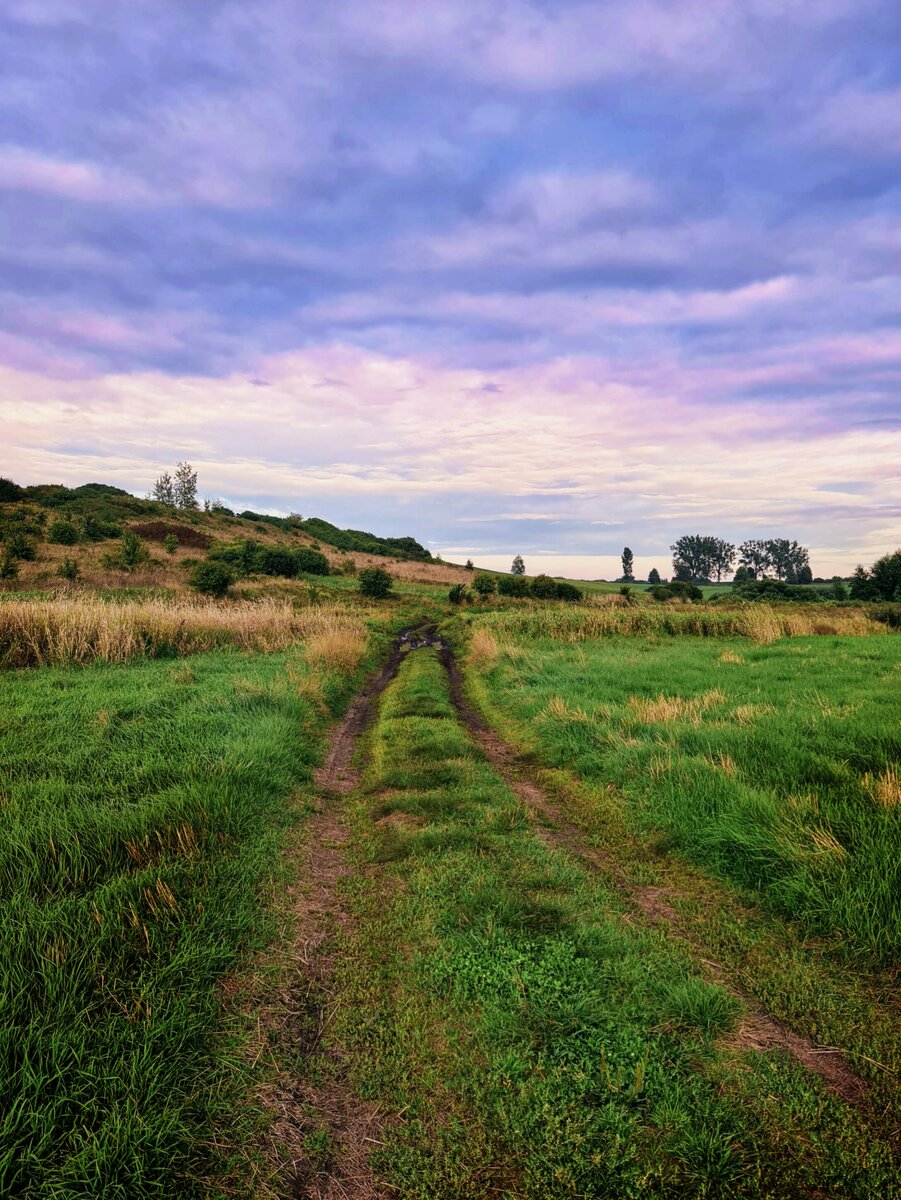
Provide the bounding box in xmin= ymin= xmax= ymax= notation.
xmin=326 ymin=649 xmax=897 ymax=1199
xmin=0 ymin=633 xmax=387 ymax=1199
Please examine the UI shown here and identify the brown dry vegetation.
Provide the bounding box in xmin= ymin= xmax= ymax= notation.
xmin=0 ymin=595 xmax=368 ymax=667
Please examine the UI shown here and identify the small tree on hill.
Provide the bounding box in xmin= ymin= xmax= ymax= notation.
xmin=173 ymin=462 xmax=199 ymax=510
xmin=359 ymin=567 xmax=393 ymax=598
xmin=153 ymin=471 xmax=175 ymax=505
xmin=621 ymin=547 xmax=634 ymax=582
xmin=648 ymin=567 xmax=661 ymax=585
xmin=511 ymin=554 xmax=525 ymax=576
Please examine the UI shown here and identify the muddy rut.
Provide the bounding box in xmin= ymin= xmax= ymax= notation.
xmin=438 ymin=643 xmax=873 ymax=1110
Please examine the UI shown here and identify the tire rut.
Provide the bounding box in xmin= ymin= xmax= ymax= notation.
xmin=438 ymin=643 xmax=873 ymax=1110
xmin=267 ymin=627 xmax=440 ymax=1200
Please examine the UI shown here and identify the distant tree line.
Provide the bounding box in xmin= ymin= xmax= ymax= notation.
xmin=667 ymin=535 xmax=811 ymax=584
xmin=849 ymin=550 xmax=901 ymax=601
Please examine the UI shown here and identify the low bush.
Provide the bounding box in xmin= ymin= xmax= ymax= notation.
xmin=163 ymin=533 xmax=179 ymax=555
xmin=47 ymin=519 xmax=79 ymax=545
xmin=56 ymin=557 xmax=80 ymax=581
xmin=497 ymin=574 xmax=529 ymax=597
xmin=0 ymin=553 xmax=18 ymax=580
xmin=359 ymin=567 xmax=393 ymax=598
xmin=294 ymin=547 xmax=330 ymax=576
xmin=530 ymin=574 xmax=559 ymax=599
xmin=189 ymin=560 xmax=233 ymax=597
xmin=82 ymin=515 xmax=121 ymax=542
xmin=258 ymin=547 xmax=297 ymax=578
xmin=650 ymin=581 xmax=704 ymax=602
xmin=555 ymin=581 xmax=583 ymax=602
xmin=473 ymin=573 xmax=497 ymax=597
xmin=448 ymin=583 xmax=468 ymax=605
xmin=6 ymin=532 xmax=36 ymax=561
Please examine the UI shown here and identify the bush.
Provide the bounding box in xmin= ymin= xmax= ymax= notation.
xmin=871 ymin=550 xmax=901 ymax=601
xmin=497 ymin=574 xmax=529 ymax=597
xmin=733 ymin=579 xmax=822 ymax=604
xmin=555 ymin=581 xmax=583 ymax=602
xmin=56 ymin=557 xmax=80 ymax=581
xmin=0 ymin=553 xmax=18 ymax=580
xmin=530 ymin=574 xmax=559 ymax=599
xmin=338 ymin=556 xmax=357 ymax=577
xmin=189 ymin=560 xmax=233 ymax=597
xmin=359 ymin=567 xmax=393 ymax=598
xmin=163 ymin=533 xmax=179 ymax=555
xmin=47 ymin=519 xmax=80 ymax=545
xmin=258 ymin=547 xmax=298 ymax=578
xmin=448 ymin=583 xmax=468 ymax=605
xmin=294 ymin=547 xmax=330 ymax=576
xmin=121 ymin=531 xmax=149 ymax=569
xmin=650 ymin=581 xmax=703 ymax=602
xmin=465 ymin=559 xmax=474 ymax=570
xmin=473 ymin=573 xmax=497 ymax=597
xmin=82 ymin=515 xmax=121 ymax=542
xmin=0 ymin=477 xmax=22 ymax=502
xmin=6 ymin=532 xmax=36 ymax=561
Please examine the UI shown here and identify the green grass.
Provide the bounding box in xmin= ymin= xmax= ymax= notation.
xmin=0 ymin=644 xmax=372 ymax=1198
xmin=319 ymin=650 xmax=898 ymax=1199
xmin=469 ymin=632 xmax=901 ymax=963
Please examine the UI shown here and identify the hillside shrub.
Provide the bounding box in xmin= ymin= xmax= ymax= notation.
xmin=163 ymin=533 xmax=179 ymax=555
xmin=650 ymin=582 xmax=703 ymax=602
xmin=294 ymin=548 xmax=330 ymax=576
xmin=555 ymin=581 xmax=583 ymax=602
xmin=473 ymin=573 xmax=496 ymax=596
xmin=258 ymin=547 xmax=297 ymax=578
xmin=82 ymin=515 xmax=121 ymax=542
xmin=56 ymin=557 xmax=80 ymax=581
xmin=189 ymin=560 xmax=233 ymax=597
xmin=359 ymin=567 xmax=393 ymax=598
xmin=121 ymin=531 xmax=149 ymax=569
xmin=530 ymin=574 xmax=559 ymax=599
xmin=448 ymin=583 xmax=468 ymax=605
xmin=497 ymin=574 xmax=529 ymax=597
xmin=47 ymin=519 xmax=79 ymax=545
xmin=6 ymin=532 xmax=36 ymax=561
xmin=734 ymin=579 xmax=822 ymax=604
xmin=0 ymin=477 xmax=22 ymax=502
xmin=0 ymin=553 xmax=18 ymax=580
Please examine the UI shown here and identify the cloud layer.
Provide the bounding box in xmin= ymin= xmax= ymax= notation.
xmin=1 ymin=0 xmax=899 ymax=572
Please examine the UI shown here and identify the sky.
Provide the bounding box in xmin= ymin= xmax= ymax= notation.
xmin=2 ymin=0 xmax=900 ymax=577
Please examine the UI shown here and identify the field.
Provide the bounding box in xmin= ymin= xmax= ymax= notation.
xmin=0 ymin=553 xmax=899 ymax=1197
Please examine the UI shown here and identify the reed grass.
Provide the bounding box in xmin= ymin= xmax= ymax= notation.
xmin=480 ymin=602 xmax=884 ymax=644
xmin=0 ymin=595 xmax=367 ymax=667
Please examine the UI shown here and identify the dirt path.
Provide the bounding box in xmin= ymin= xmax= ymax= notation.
xmin=438 ymin=644 xmax=872 ymax=1109
xmin=263 ymin=631 xmax=438 ymax=1199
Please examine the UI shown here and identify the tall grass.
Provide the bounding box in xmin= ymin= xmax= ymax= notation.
xmin=480 ymin=602 xmax=885 ymax=644
xmin=0 ymin=595 xmax=367 ymax=667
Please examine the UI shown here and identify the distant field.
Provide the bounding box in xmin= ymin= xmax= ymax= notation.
xmin=468 ymin=627 xmax=901 ymax=961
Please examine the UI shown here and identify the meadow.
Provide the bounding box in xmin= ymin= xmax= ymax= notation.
xmin=465 ymin=621 xmax=901 ymax=961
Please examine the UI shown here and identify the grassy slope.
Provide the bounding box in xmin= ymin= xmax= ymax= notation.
xmin=0 ymin=643 xmax=376 ymax=1198
xmin=306 ymin=650 xmax=899 ymax=1199
xmin=466 ymin=632 xmax=901 ymax=961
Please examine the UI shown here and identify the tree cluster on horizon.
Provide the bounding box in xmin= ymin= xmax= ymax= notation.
xmin=670 ymin=535 xmax=811 ymax=584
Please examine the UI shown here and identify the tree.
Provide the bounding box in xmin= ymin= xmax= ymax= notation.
xmin=163 ymin=533 xmax=179 ymax=555
xmin=473 ymin=573 xmax=496 ymax=596
xmin=766 ymin=538 xmax=809 ymax=582
xmin=849 ymin=565 xmax=877 ymax=600
xmin=510 ymin=554 xmax=525 ymax=576
xmin=670 ymin=535 xmax=735 ymax=582
xmin=738 ymin=539 xmax=772 ymax=577
xmin=173 ymin=462 xmax=199 ymax=510
xmin=621 ymin=547 xmax=634 ymax=582
xmin=152 ymin=471 xmax=175 ymax=505
xmin=797 ymin=564 xmax=813 ymax=585
xmin=647 ymin=567 xmax=661 ymax=585
xmin=190 ymin=561 xmax=232 ymax=597
xmin=871 ymin=549 xmax=901 ymax=601
xmin=530 ymin=574 xmax=559 ymax=599
xmin=465 ymin=559 xmax=474 ymax=570
xmin=733 ymin=565 xmax=750 ymax=584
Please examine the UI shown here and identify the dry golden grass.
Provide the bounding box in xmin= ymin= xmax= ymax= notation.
xmin=468 ymin=627 xmax=500 ymax=670
xmin=0 ymin=594 xmax=367 ymax=667
xmin=719 ymin=649 xmax=745 ymax=664
xmin=628 ymin=688 xmax=725 ymax=724
xmin=485 ymin=603 xmax=885 ymax=644
xmin=543 ymin=695 xmax=589 ymax=722
xmin=304 ymin=626 xmax=368 ymax=674
xmin=731 ymin=703 xmax=776 ymax=726
xmin=863 ymin=766 xmax=901 ymax=808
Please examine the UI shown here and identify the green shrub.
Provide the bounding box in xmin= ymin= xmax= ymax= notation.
xmin=0 ymin=553 xmax=18 ymax=580
xmin=359 ymin=567 xmax=393 ymax=598
xmin=121 ymin=531 xmax=149 ymax=569
xmin=497 ymin=574 xmax=529 ymax=597
xmin=163 ymin=533 xmax=179 ymax=555
xmin=6 ymin=532 xmax=36 ymax=561
xmin=473 ymin=573 xmax=497 ymax=596
xmin=448 ymin=583 xmax=468 ymax=605
xmin=189 ymin=560 xmax=233 ymax=597
xmin=555 ymin=581 xmax=583 ymax=602
xmin=56 ymin=557 xmax=80 ymax=581
xmin=0 ymin=477 xmax=22 ymax=502
xmin=338 ymin=556 xmax=357 ymax=577
xmin=258 ymin=547 xmax=297 ymax=577
xmin=47 ymin=519 xmax=79 ymax=545
xmin=82 ymin=515 xmax=121 ymax=542
xmin=530 ymin=574 xmax=559 ymax=599
xmin=294 ymin=547 xmax=330 ymax=576
xmin=871 ymin=550 xmax=901 ymax=601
